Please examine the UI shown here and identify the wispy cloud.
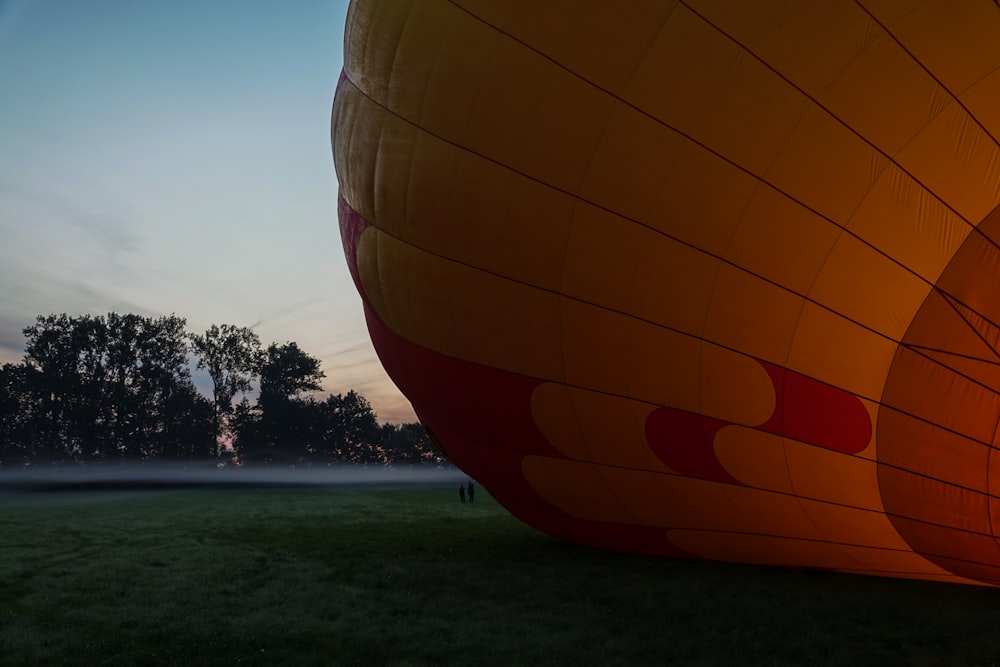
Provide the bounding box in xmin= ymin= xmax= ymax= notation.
xmin=0 ymin=176 xmax=147 ymax=358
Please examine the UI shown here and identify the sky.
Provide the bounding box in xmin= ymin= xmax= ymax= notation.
xmin=0 ymin=0 xmax=418 ymax=423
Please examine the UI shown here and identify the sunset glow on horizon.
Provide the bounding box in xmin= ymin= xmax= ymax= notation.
xmin=0 ymin=0 xmax=417 ymax=423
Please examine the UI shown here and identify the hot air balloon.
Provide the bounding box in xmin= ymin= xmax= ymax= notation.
xmin=332 ymin=0 xmax=1000 ymax=586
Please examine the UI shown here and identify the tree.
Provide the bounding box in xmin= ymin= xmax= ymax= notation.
xmin=379 ymin=422 xmax=447 ymax=465
xmin=234 ymin=342 xmax=325 ymax=464
xmin=189 ymin=324 xmax=263 ymax=457
xmin=317 ymin=390 xmax=380 ymax=464
xmin=259 ymin=341 xmax=324 ymax=402
xmin=0 ymin=362 xmax=36 ymax=467
xmin=16 ymin=313 xmax=211 ymax=463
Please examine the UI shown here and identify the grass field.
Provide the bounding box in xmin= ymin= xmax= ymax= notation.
xmin=3 ymin=484 xmax=1000 ymax=666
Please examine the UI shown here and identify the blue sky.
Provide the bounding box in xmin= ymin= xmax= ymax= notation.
xmin=0 ymin=0 xmax=416 ymax=422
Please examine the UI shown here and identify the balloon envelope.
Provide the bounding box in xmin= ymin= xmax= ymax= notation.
xmin=332 ymin=0 xmax=1000 ymax=586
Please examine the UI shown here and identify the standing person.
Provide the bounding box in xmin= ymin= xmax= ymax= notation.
xmin=459 ymin=484 xmax=466 ymax=503
xmin=468 ymin=481 xmax=475 ymax=503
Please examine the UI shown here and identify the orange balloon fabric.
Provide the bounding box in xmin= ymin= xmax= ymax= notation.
xmin=332 ymin=0 xmax=1000 ymax=586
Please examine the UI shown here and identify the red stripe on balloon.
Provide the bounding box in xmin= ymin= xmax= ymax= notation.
xmin=337 ymin=193 xmax=367 ymax=294
xmin=645 ymin=410 xmax=742 ymax=484
xmin=646 ymin=360 xmax=871 ymax=483
xmin=759 ymin=362 xmax=871 ymax=454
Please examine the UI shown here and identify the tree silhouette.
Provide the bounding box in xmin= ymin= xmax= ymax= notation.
xmin=234 ymin=342 xmax=325 ymax=464
xmin=189 ymin=324 xmax=263 ymax=457
xmin=8 ymin=313 xmax=213 ymax=464
xmin=0 ymin=312 xmax=447 ymax=468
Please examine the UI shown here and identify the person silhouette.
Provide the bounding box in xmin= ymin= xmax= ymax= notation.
xmin=459 ymin=484 xmax=466 ymax=503
xmin=467 ymin=481 xmax=475 ymax=503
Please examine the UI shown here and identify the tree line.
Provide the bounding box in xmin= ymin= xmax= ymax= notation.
xmin=0 ymin=313 xmax=445 ymax=468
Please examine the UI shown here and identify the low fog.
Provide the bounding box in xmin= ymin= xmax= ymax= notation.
xmin=0 ymin=462 xmax=467 ymax=492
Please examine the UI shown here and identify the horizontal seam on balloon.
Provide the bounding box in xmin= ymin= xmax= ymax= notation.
xmin=339 ymin=37 xmax=1000 ymax=365
xmin=447 ymin=0 xmax=1000 ymax=253
xmin=415 ymin=11 xmax=1000 ymax=423
xmin=679 ymin=0 xmax=996 ymax=235
xmin=666 ymin=525 xmax=1000 ymax=575
xmin=528 ymin=413 xmax=994 ymax=506
xmin=336 ymin=153 xmax=1000 ymax=467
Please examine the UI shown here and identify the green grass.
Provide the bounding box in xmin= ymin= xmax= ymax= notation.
xmin=2 ymin=485 xmax=1000 ymax=666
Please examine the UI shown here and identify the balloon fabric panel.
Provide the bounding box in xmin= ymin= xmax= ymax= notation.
xmin=334 ymin=0 xmax=1000 ymax=586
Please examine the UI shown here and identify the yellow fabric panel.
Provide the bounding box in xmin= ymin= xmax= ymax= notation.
xmin=621 ymin=473 xmax=743 ymax=532
xmin=579 ymin=103 xmax=687 ymax=223
xmin=765 ymin=105 xmax=888 ymax=224
xmin=858 ymin=0 xmax=923 ymax=26
xmin=895 ymin=101 xmax=1000 ymax=225
xmin=868 ymin=0 xmax=1000 ymax=95
xmin=646 ymin=142 xmax=759 ymax=256
xmin=782 ymin=437 xmax=883 ymax=511
xmin=668 ymin=530 xmax=959 ymax=576
xmin=808 ymin=233 xmax=931 ymax=341
xmin=331 ymin=78 xmax=381 ymax=224
xmin=847 ymin=163 xmax=971 ymax=283
xmin=692 ymin=0 xmax=875 ymax=96
xmin=629 ymin=223 xmax=720 ymax=333
xmin=514 ymin=67 xmax=617 ymax=195
xmin=559 ymin=301 xmax=772 ymax=426
xmin=521 ymin=456 xmax=632 ymax=524
xmin=451 ymin=0 xmax=586 ymax=61
xmin=457 ymin=37 xmax=556 ymax=171
xmin=561 ymin=201 xmax=721 ymax=332
xmin=359 ymin=229 xmax=566 ymax=380
xmin=797 ymin=499 xmax=911 ymax=551
xmin=557 ymin=298 xmax=633 ymax=399
xmin=349 ymin=0 xmax=620 ymax=202
xmin=560 ymin=202 xmax=645 ymax=312
xmin=540 ymin=2 xmax=680 ymax=95
xmin=530 ymin=383 xmax=669 ymax=472
xmin=595 ymin=466 xmax=718 ymax=529
xmin=691 ymin=55 xmax=813 ymax=177
xmin=524 ymin=459 xmax=747 ymax=531
xmin=339 ymin=86 xmax=579 ymax=291
xmin=624 ymin=5 xmax=740 ymax=135
xmin=617 ymin=320 xmax=701 ymax=414
xmin=702 ymin=263 xmax=806 ymax=365
xmin=383 ymin=1 xmax=483 ymax=129
xmin=668 ymin=530 xmax=861 ymax=569
xmin=719 ymin=485 xmax=827 ymax=541
xmin=712 ymin=427 xmax=795 ymax=495
xmin=443 ymin=154 xmax=575 ymax=292
xmin=723 ymin=186 xmax=841 ymax=296
xmin=527 ymin=382 xmax=589 ymax=462
xmin=342 ymin=0 xmax=412 ymax=100
xmin=375 ymin=119 xmax=456 ymax=246
xmin=787 ymin=302 xmax=897 ymax=400
xmin=699 ymin=344 xmax=775 ymax=427
xmin=963 ymin=69 xmax=1000 ymax=142
xmin=818 ymin=31 xmax=949 ymax=158
xmin=456 ymin=0 xmax=682 ymax=95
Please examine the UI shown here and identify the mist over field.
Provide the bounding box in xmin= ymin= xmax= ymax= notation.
xmin=0 ymin=461 xmax=467 ymax=491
